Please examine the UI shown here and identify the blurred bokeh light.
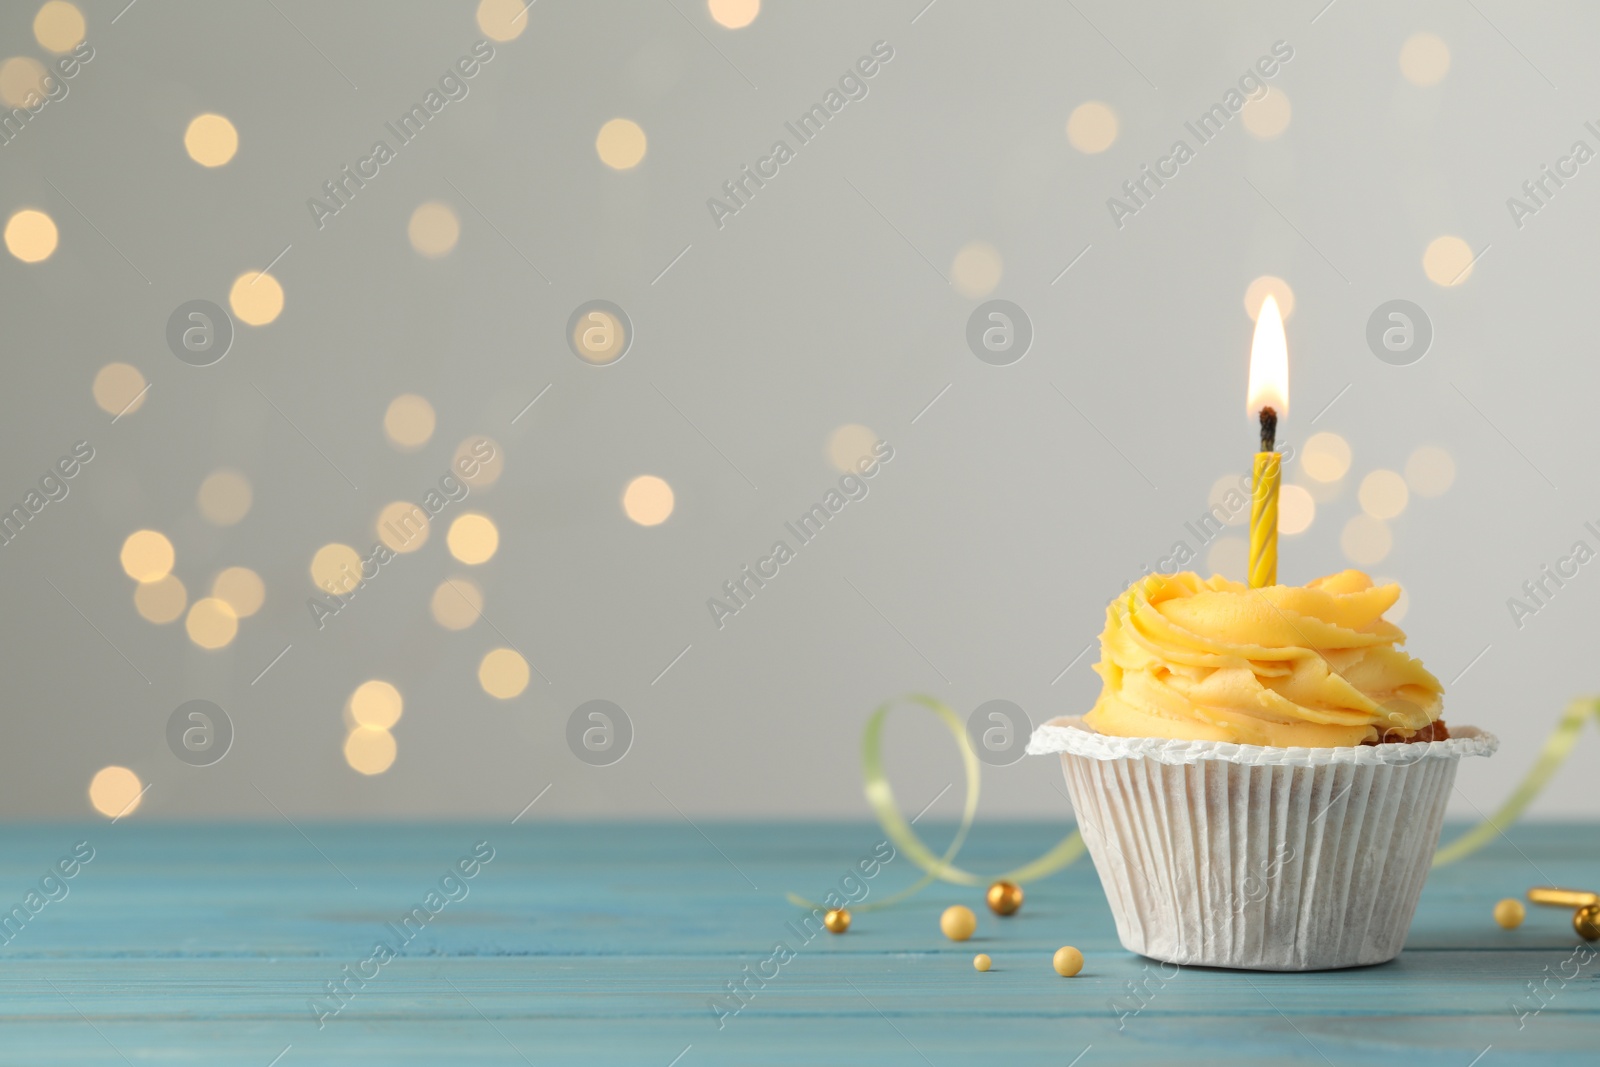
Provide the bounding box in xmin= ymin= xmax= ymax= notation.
xmin=1300 ymin=432 xmax=1352 ymax=482
xmin=33 ymin=2 xmax=86 ymax=53
xmin=5 ymin=208 xmax=58 ymax=262
xmin=623 ymin=475 xmax=674 ymax=526
xmin=121 ymin=530 xmax=175 ymax=582
xmin=596 ymin=118 xmax=648 ymax=170
xmin=184 ymin=113 xmax=238 ymax=167
xmin=1400 ymin=33 xmax=1451 ymax=87
xmin=950 ymin=241 xmax=1003 ymax=298
xmin=198 ymin=469 xmax=253 ymax=526
xmin=185 ymin=597 xmax=239 ymax=650
xmin=478 ymin=648 xmax=530 ymax=699
xmin=1066 ymin=101 xmax=1118 ymax=154
xmin=88 ymin=765 xmax=142 ymax=819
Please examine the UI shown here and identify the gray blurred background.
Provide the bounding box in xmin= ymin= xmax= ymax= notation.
xmin=1 ymin=0 xmax=1596 ymax=822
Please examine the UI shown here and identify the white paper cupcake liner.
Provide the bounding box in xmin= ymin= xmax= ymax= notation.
xmin=1028 ymin=716 xmax=1497 ymax=971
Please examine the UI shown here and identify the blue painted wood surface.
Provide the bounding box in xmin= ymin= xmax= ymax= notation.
xmin=0 ymin=820 xmax=1595 ymax=1064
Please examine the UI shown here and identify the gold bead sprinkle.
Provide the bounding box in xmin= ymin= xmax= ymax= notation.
xmin=940 ymin=905 xmax=977 ymax=942
xmin=1052 ymin=946 xmax=1084 ymax=977
xmin=1493 ymin=899 xmax=1525 ymax=929
xmin=987 ymin=879 xmax=1023 ymax=916
xmin=1576 ymin=905 xmax=1600 ymax=942
xmin=823 ymin=908 xmax=850 ymax=934
xmin=1527 ymin=886 xmax=1600 ymax=908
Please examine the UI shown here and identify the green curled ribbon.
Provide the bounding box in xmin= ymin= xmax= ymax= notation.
xmin=788 ymin=693 xmax=1599 ymax=913
xmin=786 ymin=694 xmax=1084 ymax=913
xmin=1433 ymin=696 xmax=1600 ymax=866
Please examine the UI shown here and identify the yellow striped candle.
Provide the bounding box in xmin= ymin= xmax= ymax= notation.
xmin=1249 ymin=450 xmax=1280 ymax=588
xmin=1246 ymin=294 xmax=1288 ymax=589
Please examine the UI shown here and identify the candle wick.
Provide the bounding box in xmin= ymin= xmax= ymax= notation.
xmin=1258 ymin=407 xmax=1277 ymax=453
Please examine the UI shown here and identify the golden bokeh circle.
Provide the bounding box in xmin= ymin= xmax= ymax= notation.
xmin=384 ymin=393 xmax=436 ymax=451
xmin=1423 ymin=236 xmax=1475 ymax=287
xmin=826 ymin=424 xmax=879 ymax=474
xmin=33 ymin=1 xmax=85 ymax=53
xmin=133 ymin=574 xmax=187 ymax=624
xmin=950 ymin=242 xmax=1003 ymax=299
xmin=1300 ymin=432 xmax=1351 ymax=483
xmin=0 ymin=56 xmax=47 ymax=108
xmin=345 ymin=726 xmax=397 ymax=775
xmin=88 ymin=765 xmax=143 ymax=819
xmin=310 ymin=542 xmax=363 ymax=595
xmin=454 ymin=436 xmax=504 ymax=487
xmin=1278 ymin=483 xmax=1315 ymax=535
xmin=571 ymin=308 xmax=628 ymax=364
xmin=350 ymin=680 xmax=403 ymax=729
xmin=1244 ymin=275 xmax=1295 ymax=321
xmin=186 ymin=597 xmax=239 ymax=649
xmin=708 ymin=0 xmax=759 ymax=28
xmin=476 ymin=0 xmax=528 ymax=42
xmin=1359 ymin=469 xmax=1409 ymax=520
xmin=198 ymin=468 xmax=252 ymax=525
xmin=478 ymin=647 xmax=530 ymax=699
xmin=212 ymin=566 xmax=265 ymax=618
xmin=1065 ymin=101 xmax=1118 ymax=154
xmin=596 ymin=118 xmax=648 ymax=170
xmin=408 ymin=201 xmax=460 ymax=257
xmin=1405 ymin=445 xmax=1456 ymax=498
xmin=229 ymin=271 xmax=284 ymax=325
xmin=1242 ymin=88 xmax=1292 ymax=139
xmin=121 ymin=529 xmax=175 ymax=582
xmin=448 ymin=512 xmax=499 ymax=564
xmin=92 ymin=362 xmax=147 ymax=416
xmin=622 ymin=475 xmax=675 ymax=526
xmin=431 ymin=578 xmax=484 ymax=630
xmin=1341 ymin=514 xmax=1392 ymax=566
xmin=377 ymin=501 xmax=430 ymax=553
xmin=5 ymin=208 xmax=58 ymax=262
xmin=1400 ymin=33 xmax=1451 ymax=87
xmin=184 ymin=113 xmax=239 ymax=167
xmin=1299 ymin=477 xmax=1344 ymax=505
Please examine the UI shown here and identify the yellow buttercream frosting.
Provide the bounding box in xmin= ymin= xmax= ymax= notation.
xmin=1082 ymin=570 xmax=1444 ymax=747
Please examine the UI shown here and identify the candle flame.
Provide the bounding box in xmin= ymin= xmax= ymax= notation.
xmin=1247 ymin=293 xmax=1289 ymax=419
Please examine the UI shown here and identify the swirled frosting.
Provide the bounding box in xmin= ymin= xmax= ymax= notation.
xmin=1082 ymin=570 xmax=1444 ymax=747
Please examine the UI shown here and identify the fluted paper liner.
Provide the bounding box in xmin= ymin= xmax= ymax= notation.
xmin=1028 ymin=717 xmax=1497 ymax=971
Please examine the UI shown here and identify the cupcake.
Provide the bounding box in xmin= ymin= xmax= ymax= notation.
xmin=1028 ymin=569 xmax=1496 ymax=970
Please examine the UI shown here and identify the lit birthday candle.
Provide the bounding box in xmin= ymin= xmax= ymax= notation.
xmin=1247 ymin=294 xmax=1289 ymax=588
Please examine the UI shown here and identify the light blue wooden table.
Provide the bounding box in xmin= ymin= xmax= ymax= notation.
xmin=0 ymin=821 xmax=1594 ymax=1064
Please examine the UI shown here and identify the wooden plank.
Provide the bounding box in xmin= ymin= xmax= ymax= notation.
xmin=0 ymin=822 xmax=1594 ymax=1064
